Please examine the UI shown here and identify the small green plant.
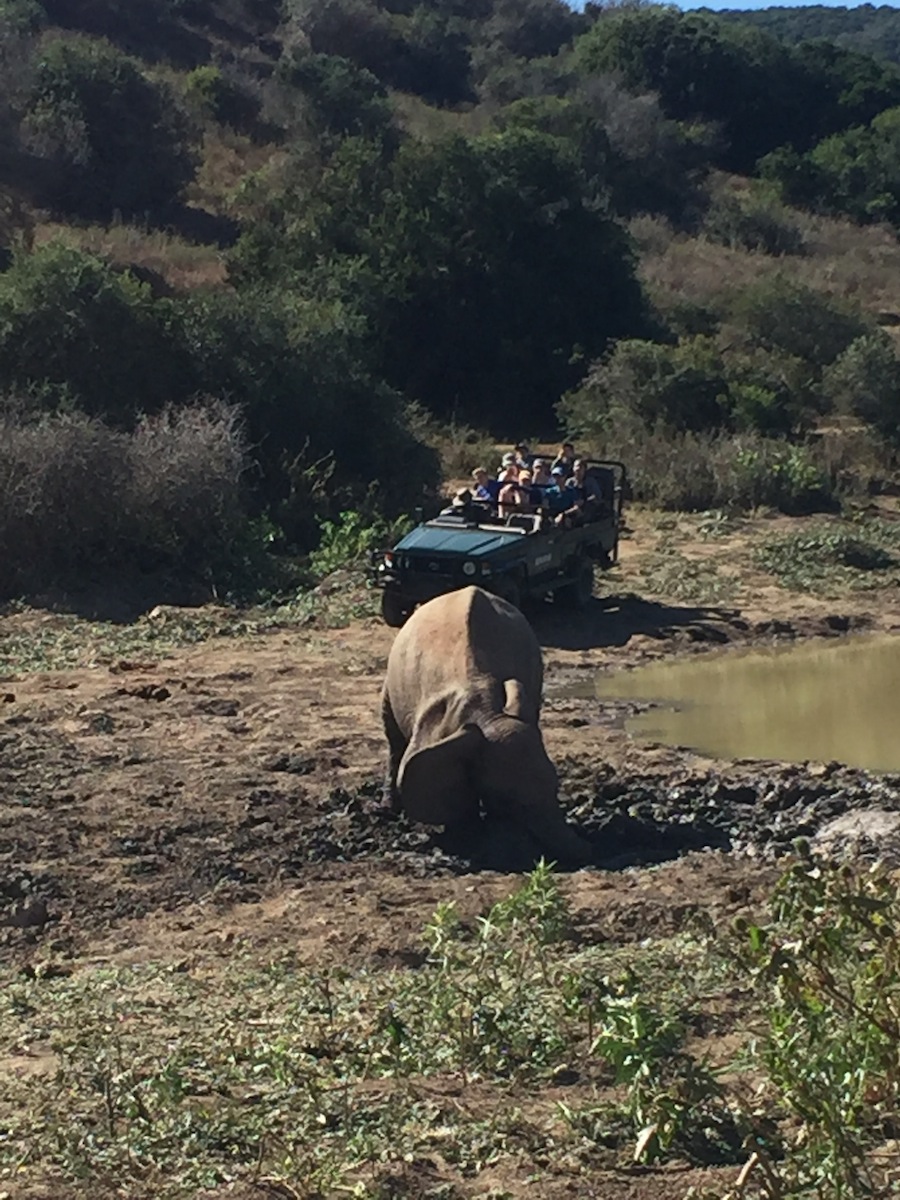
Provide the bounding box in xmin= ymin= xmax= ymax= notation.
xmin=560 ymin=971 xmax=743 ymax=1167
xmin=755 ymin=521 xmax=897 ymax=592
xmin=731 ymin=442 xmax=831 ymax=514
xmin=726 ymin=844 xmax=900 ymax=1198
xmin=308 ymin=510 xmax=413 ymax=580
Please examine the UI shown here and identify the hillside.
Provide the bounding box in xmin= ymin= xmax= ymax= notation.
xmin=0 ymin=0 xmax=899 ymax=596
xmin=711 ymin=3 xmax=900 ymax=65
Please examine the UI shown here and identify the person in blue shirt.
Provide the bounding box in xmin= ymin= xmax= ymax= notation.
xmin=471 ymin=466 xmax=501 ymax=504
xmin=534 ymin=465 xmax=572 ymax=521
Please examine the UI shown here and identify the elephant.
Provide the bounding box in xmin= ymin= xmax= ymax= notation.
xmin=381 ymin=585 xmax=592 ymax=866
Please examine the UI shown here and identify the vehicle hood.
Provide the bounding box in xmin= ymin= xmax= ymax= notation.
xmin=395 ymin=523 xmax=521 ymax=557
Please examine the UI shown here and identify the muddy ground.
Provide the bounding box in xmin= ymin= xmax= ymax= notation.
xmin=2 ymin=507 xmax=900 ymax=1198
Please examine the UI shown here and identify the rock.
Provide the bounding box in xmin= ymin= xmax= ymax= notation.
xmin=814 ymin=810 xmax=900 ymax=862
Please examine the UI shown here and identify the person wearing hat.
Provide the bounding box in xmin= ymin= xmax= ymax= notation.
xmin=543 ymin=465 xmax=571 ymax=519
xmin=498 ymin=451 xmax=518 ymax=479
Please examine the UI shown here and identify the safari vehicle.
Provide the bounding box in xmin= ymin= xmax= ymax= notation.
xmin=371 ymin=460 xmax=627 ymax=627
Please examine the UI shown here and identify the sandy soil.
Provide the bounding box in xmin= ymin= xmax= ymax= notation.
xmin=2 ymin=507 xmax=899 ymax=1198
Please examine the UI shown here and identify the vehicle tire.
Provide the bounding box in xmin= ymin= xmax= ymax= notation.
xmin=558 ymin=562 xmax=594 ymax=609
xmin=495 ymin=578 xmax=522 ymax=612
xmin=381 ymin=590 xmax=411 ymax=628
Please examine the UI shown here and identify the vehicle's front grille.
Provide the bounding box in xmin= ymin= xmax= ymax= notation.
xmin=404 ymin=556 xmax=455 ymax=575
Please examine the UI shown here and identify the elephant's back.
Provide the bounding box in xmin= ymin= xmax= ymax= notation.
xmin=388 ymin=586 xmax=541 ymax=697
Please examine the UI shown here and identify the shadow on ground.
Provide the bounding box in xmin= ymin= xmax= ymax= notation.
xmin=535 ymin=593 xmax=741 ymax=652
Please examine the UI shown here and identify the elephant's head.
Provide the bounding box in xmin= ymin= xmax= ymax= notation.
xmin=397 ymin=680 xmax=593 ymax=866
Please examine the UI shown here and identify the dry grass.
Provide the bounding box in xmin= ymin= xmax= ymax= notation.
xmin=187 ymin=126 xmax=287 ymax=217
xmin=390 ymin=91 xmax=498 ymax=140
xmin=0 ymin=402 xmax=250 ymax=597
xmin=634 ymin=209 xmax=900 ymax=325
xmin=32 ymin=221 xmax=227 ymax=291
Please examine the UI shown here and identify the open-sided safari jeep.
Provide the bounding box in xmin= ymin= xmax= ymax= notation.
xmin=370 ymin=460 xmax=627 ymax=627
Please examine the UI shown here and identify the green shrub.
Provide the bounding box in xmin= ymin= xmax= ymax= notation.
xmin=0 ymin=243 xmax=188 ymax=423
xmin=822 ymin=332 xmax=900 ymax=443
xmin=21 ymin=35 xmax=197 ymax=220
xmin=560 ymin=335 xmax=813 ymax=441
xmin=730 ymin=275 xmax=873 ymax=370
xmin=577 ymin=421 xmax=837 ymax=514
xmin=0 ymin=0 xmax=44 ymax=36
xmin=730 ymin=846 xmax=900 ymax=1197
xmin=183 ymin=64 xmax=258 ymax=130
xmin=307 ymin=509 xmax=412 ymax=580
xmin=274 ymin=49 xmax=396 ymax=144
xmin=703 ymin=186 xmax=807 ymax=256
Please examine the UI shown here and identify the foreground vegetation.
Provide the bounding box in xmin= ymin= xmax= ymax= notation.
xmin=1 ymin=855 xmax=896 ymax=1198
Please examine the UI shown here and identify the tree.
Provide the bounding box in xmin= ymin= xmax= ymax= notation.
xmin=231 ymin=127 xmax=650 ymax=430
xmin=822 ymin=332 xmax=900 ymax=442
xmin=20 ymin=35 xmax=197 ymax=219
xmin=573 ymin=8 xmax=900 ymax=173
xmin=276 ymin=49 xmax=396 ymax=145
xmin=0 ymin=243 xmax=188 ymax=421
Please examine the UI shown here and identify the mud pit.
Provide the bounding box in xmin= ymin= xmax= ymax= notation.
xmin=2 ymin=509 xmax=900 ymax=1198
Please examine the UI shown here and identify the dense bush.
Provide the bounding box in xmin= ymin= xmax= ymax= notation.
xmin=494 ymin=86 xmax=711 ymax=222
xmin=702 ymin=184 xmax=808 ymax=255
xmin=0 ymin=244 xmax=439 ymax=553
xmin=574 ymin=9 xmax=900 ymax=174
xmin=0 ymin=243 xmax=188 ymax=422
xmin=578 ymin=423 xmax=836 ymax=515
xmin=182 ymin=64 xmax=262 ymax=133
xmin=0 ymin=0 xmax=44 ymax=36
xmin=559 ymin=335 xmax=813 ymax=441
xmin=20 ymin=35 xmax=197 ymax=219
xmin=822 ymin=332 xmax=900 ymax=442
xmin=730 ymin=275 xmax=874 ymax=370
xmin=0 ymin=401 xmax=252 ymax=596
xmin=275 ymin=49 xmax=396 ymax=145
xmin=761 ymin=106 xmax=900 ymax=229
xmin=232 ymin=127 xmax=650 ymax=431
xmin=177 ymin=287 xmax=440 ymax=548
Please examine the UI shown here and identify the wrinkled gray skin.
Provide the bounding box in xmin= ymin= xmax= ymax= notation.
xmin=381 ymin=586 xmax=592 ymax=866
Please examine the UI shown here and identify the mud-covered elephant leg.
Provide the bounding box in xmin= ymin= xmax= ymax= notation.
xmin=381 ymin=690 xmax=407 ymax=813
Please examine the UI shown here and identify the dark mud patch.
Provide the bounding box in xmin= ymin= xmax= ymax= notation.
xmin=4 ymin=750 xmax=900 ymax=960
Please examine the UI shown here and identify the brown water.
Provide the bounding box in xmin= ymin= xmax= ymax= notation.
xmin=586 ymin=635 xmax=900 ymax=772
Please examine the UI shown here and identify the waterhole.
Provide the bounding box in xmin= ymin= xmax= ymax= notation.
xmin=584 ymin=634 xmax=900 ymax=773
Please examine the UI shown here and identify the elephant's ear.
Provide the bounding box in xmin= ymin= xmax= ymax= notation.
xmin=503 ymin=678 xmax=537 ymax=725
xmin=398 ymin=723 xmax=484 ymax=825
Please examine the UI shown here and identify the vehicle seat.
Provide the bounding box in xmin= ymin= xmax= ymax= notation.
xmin=586 ymin=466 xmax=615 ymax=514
xmin=505 ymin=514 xmax=540 ymax=533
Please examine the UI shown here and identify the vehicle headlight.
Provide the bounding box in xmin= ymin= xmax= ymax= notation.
xmin=462 ymin=561 xmax=476 ymax=576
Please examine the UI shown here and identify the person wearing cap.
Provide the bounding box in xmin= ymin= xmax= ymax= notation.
xmin=537 ymin=464 xmax=571 ymax=519
xmin=498 ymin=451 xmax=518 ymax=479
